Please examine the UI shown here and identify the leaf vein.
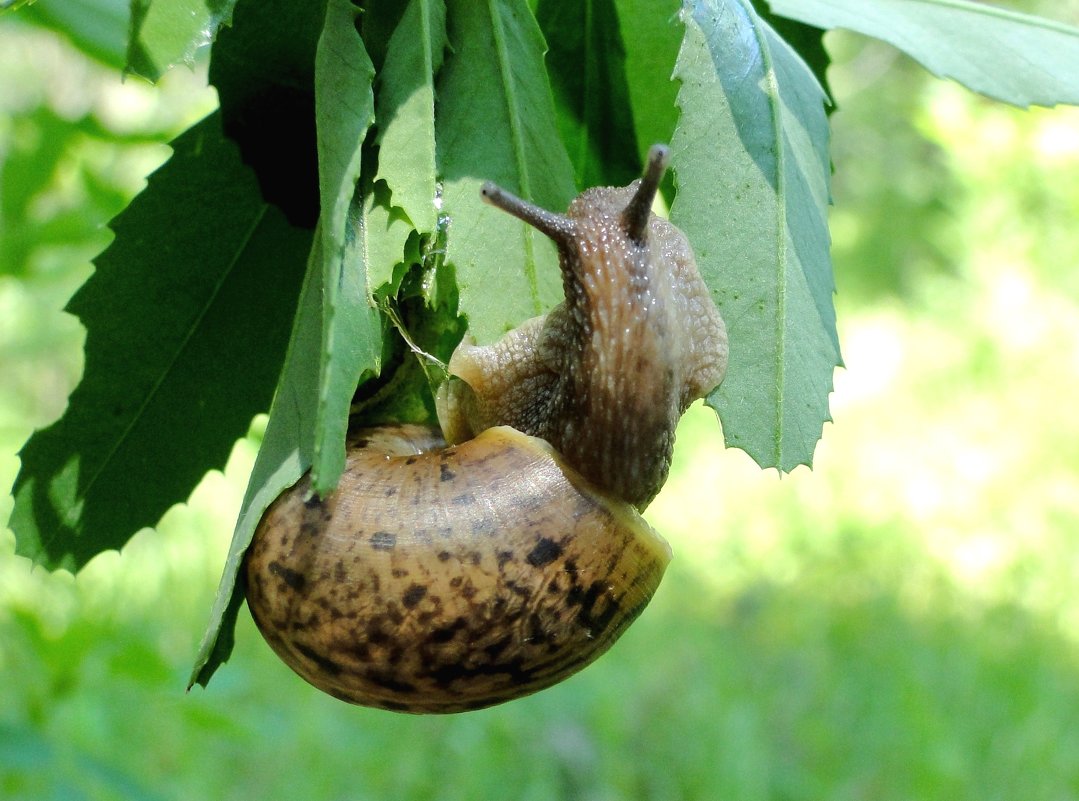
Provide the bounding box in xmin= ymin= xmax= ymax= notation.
xmin=60 ymin=204 xmax=271 ymax=531
xmin=487 ymin=0 xmax=542 ymax=313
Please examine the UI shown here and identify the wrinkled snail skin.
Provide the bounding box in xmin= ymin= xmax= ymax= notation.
xmin=244 ymin=145 xmax=728 ymax=713
xmin=245 ymin=425 xmax=670 ymax=713
xmin=439 ymin=146 xmax=728 ymax=509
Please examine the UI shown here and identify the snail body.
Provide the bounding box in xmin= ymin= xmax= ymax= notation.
xmin=245 ymin=145 xmax=728 ymax=713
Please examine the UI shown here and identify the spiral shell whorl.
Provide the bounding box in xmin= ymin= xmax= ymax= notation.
xmin=245 ymin=425 xmax=670 ymax=713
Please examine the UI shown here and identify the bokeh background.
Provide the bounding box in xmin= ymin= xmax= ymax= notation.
xmin=3 ymin=3 xmax=1079 ymax=799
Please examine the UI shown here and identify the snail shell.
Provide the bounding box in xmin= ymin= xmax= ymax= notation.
xmin=245 ymin=425 xmax=670 ymax=713
xmin=245 ymin=145 xmax=727 ymax=713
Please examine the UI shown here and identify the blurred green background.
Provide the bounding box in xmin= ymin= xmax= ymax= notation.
xmin=4 ymin=4 xmax=1079 ymax=799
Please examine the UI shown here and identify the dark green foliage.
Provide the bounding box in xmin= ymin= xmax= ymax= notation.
xmin=209 ymin=0 xmax=327 ymax=226
xmin=310 ymin=0 xmax=380 ymax=492
xmin=10 ymin=113 xmax=311 ymax=570
xmin=536 ymin=0 xmax=643 ymax=187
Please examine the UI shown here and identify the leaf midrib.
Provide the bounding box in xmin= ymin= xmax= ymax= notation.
xmin=905 ymin=0 xmax=1079 ymax=35
xmin=735 ymin=0 xmax=789 ymax=469
xmin=57 ymin=204 xmax=270 ymax=535
xmin=488 ymin=0 xmax=543 ymax=315
xmin=573 ymin=0 xmax=597 ymax=174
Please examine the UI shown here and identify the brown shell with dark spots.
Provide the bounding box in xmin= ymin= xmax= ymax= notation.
xmin=244 ymin=145 xmax=727 ymax=714
xmin=245 ymin=424 xmax=670 ymax=713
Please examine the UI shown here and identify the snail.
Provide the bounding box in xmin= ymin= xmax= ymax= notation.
xmin=244 ymin=145 xmax=728 ymax=713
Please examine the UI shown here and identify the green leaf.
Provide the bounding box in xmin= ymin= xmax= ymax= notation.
xmin=355 ymin=0 xmax=406 ymax=70
xmin=10 ymin=112 xmax=312 ymax=571
xmin=767 ymin=0 xmax=1079 ymax=108
xmin=192 ymin=0 xmax=388 ymax=685
xmin=311 ymin=0 xmax=381 ymax=493
xmin=435 ymin=0 xmax=577 ymax=343
xmin=19 ymin=0 xmax=128 ymax=71
xmin=615 ymin=0 xmax=682 ymax=162
xmin=127 ymin=0 xmax=235 ymax=81
xmin=671 ymin=0 xmax=838 ymax=472
xmin=362 ymin=182 xmax=418 ymax=295
xmin=359 ymin=0 xmax=446 ymax=300
xmin=190 ymin=240 xmax=326 ymax=689
xmin=536 ymin=0 xmax=641 ymax=187
xmin=372 ymin=0 xmax=448 ymax=236
xmin=751 ymin=0 xmax=831 ymax=105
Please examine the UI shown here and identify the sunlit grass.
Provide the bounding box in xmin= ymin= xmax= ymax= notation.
xmin=660 ymin=264 xmax=1079 ymax=631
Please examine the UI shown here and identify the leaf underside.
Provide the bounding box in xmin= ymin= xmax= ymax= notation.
xmin=10 ymin=111 xmax=311 ymax=572
xmin=372 ymin=0 xmax=447 ymax=238
xmin=536 ymin=0 xmax=643 ymax=188
xmin=671 ymin=0 xmax=838 ymax=472
xmin=436 ymin=0 xmax=577 ymax=344
xmin=190 ymin=235 xmax=327 ymax=689
xmin=127 ymin=0 xmax=237 ymax=81
xmin=311 ymin=0 xmax=381 ymax=493
xmin=767 ymin=0 xmax=1079 ymax=108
